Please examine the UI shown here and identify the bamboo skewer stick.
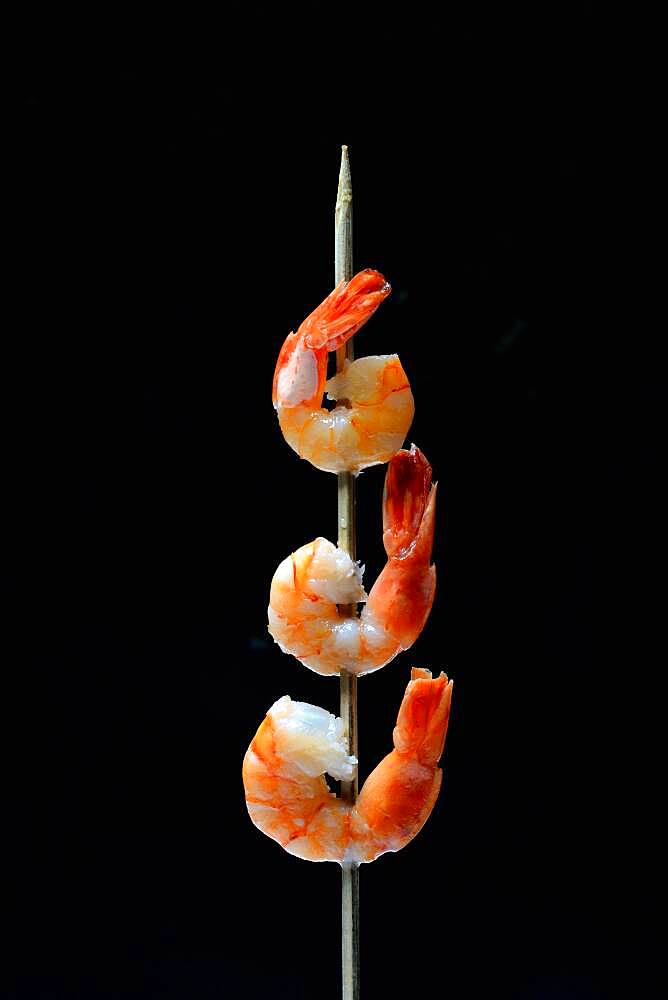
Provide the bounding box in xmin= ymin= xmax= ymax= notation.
xmin=335 ymin=145 xmax=360 ymax=1000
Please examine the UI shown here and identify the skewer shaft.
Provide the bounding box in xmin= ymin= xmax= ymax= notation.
xmin=336 ymin=145 xmax=360 ymax=1000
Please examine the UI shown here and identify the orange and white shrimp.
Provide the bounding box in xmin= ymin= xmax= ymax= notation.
xmin=273 ymin=269 xmax=414 ymax=474
xmin=267 ymin=444 xmax=436 ymax=676
xmin=243 ymin=667 xmax=452 ymax=863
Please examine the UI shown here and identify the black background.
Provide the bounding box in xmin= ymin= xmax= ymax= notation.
xmin=6 ymin=11 xmax=661 ymax=1000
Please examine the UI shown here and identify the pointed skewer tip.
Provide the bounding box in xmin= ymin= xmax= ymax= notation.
xmin=337 ymin=146 xmax=352 ymax=199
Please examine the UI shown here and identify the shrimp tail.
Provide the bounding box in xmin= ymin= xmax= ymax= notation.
xmin=272 ymin=269 xmax=391 ymax=411
xmin=299 ymin=269 xmax=391 ymax=352
xmin=393 ymin=667 xmax=453 ymax=765
xmin=382 ymin=444 xmax=434 ymax=558
xmin=364 ymin=445 xmax=437 ymax=651
xmin=353 ymin=668 xmax=452 ymax=859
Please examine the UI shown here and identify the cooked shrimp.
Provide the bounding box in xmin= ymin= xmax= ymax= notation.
xmin=273 ymin=269 xmax=414 ymax=474
xmin=267 ymin=444 xmax=436 ymax=676
xmin=243 ymin=667 xmax=452 ymax=864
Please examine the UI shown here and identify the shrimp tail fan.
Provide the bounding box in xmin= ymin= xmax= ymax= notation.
xmin=393 ymin=667 xmax=453 ymax=766
xmin=382 ymin=445 xmax=434 ymax=558
xmin=299 ymin=269 xmax=391 ymax=352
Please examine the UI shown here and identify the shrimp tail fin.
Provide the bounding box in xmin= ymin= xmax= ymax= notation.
xmin=273 ymin=270 xmax=390 ymax=409
xmin=393 ymin=668 xmax=453 ymax=766
xmin=382 ymin=444 xmax=435 ymax=558
xmin=299 ymin=269 xmax=391 ymax=353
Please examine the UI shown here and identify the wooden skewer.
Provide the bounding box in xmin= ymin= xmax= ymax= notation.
xmin=335 ymin=144 xmax=360 ymax=1000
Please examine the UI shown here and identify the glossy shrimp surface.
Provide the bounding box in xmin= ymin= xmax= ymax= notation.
xmin=243 ymin=667 xmax=452 ymax=864
xmin=273 ymin=269 xmax=414 ymax=474
xmin=267 ymin=445 xmax=436 ymax=676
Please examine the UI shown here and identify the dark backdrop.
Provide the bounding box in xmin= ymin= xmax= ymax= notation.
xmin=6 ymin=15 xmax=658 ymax=1000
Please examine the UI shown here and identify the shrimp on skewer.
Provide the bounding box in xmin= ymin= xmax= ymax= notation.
xmin=243 ymin=667 xmax=452 ymax=864
xmin=267 ymin=444 xmax=436 ymax=676
xmin=273 ymin=269 xmax=414 ymax=474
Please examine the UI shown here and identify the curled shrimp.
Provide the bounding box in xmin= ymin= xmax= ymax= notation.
xmin=273 ymin=269 xmax=414 ymax=474
xmin=267 ymin=444 xmax=436 ymax=676
xmin=243 ymin=667 xmax=452 ymax=863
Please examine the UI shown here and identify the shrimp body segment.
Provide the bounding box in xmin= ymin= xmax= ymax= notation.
xmin=273 ymin=269 xmax=414 ymax=474
xmin=243 ymin=668 xmax=453 ymax=864
xmin=267 ymin=445 xmax=437 ymax=676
